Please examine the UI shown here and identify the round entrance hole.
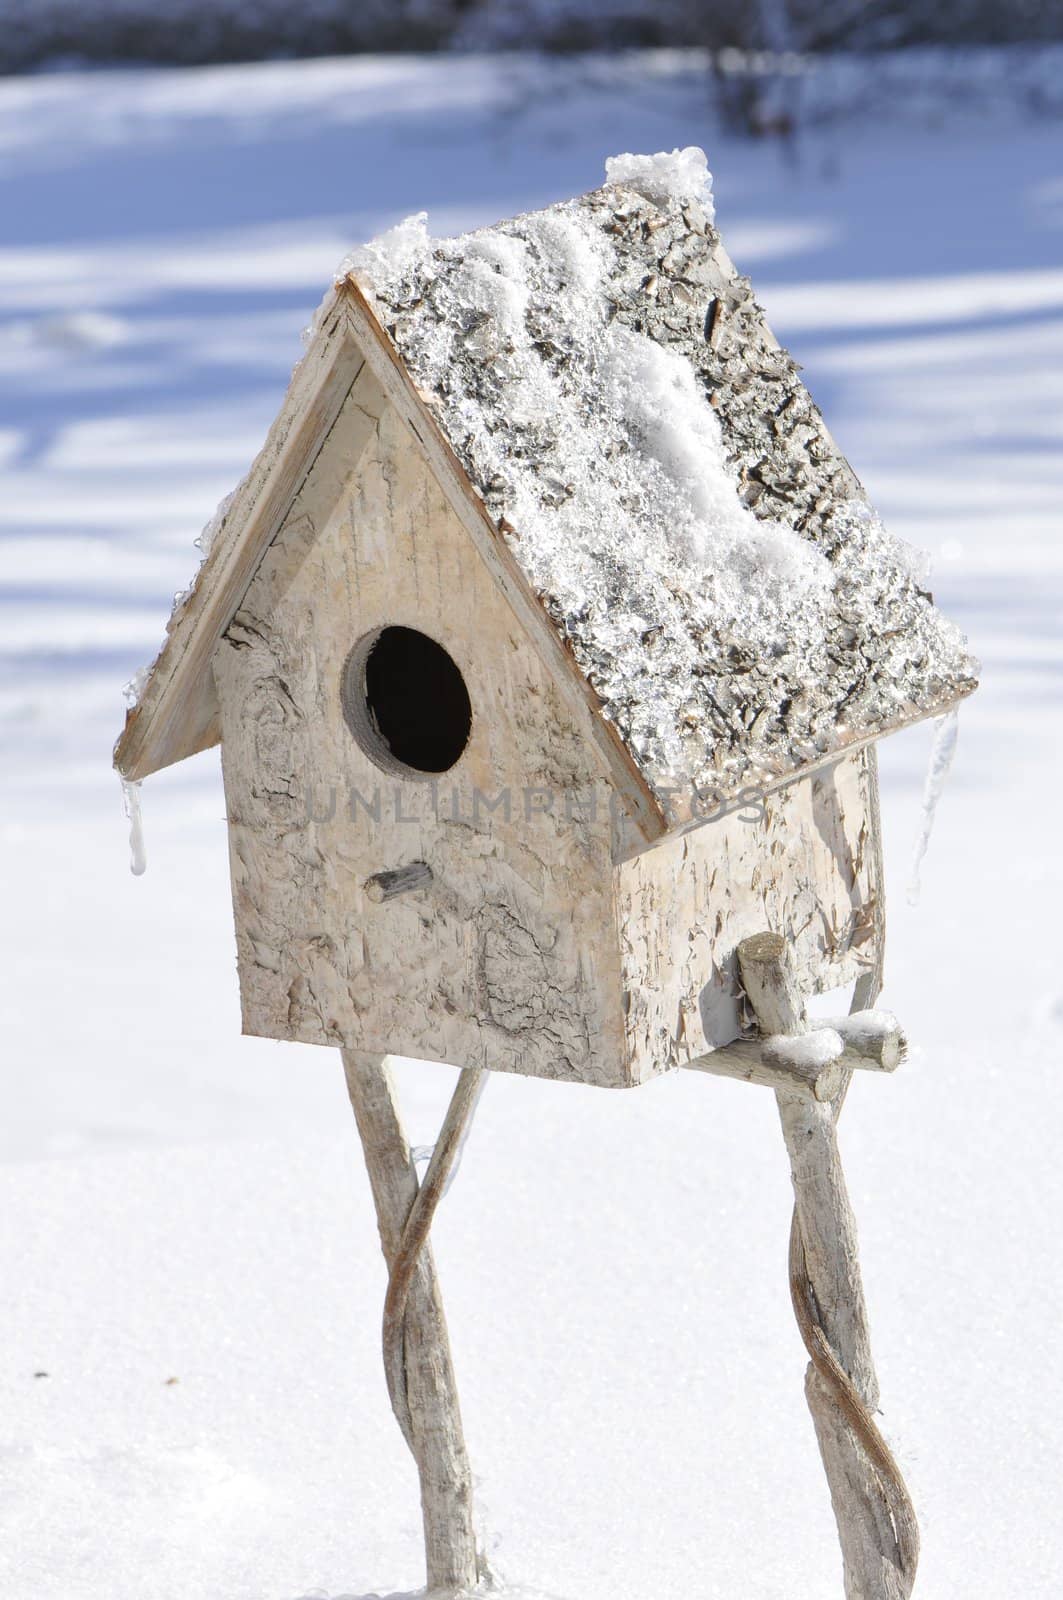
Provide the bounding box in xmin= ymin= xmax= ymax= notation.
xmin=342 ymin=625 xmax=472 ymax=777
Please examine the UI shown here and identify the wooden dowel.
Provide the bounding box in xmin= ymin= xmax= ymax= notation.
xmin=684 ymin=1011 xmax=906 ymax=1100
xmin=365 ymin=861 xmax=434 ymax=902
xmin=341 ymin=1050 xmax=480 ymax=1594
xmin=685 ymin=1030 xmax=846 ymax=1101
xmin=821 ymin=1010 xmax=907 ymax=1072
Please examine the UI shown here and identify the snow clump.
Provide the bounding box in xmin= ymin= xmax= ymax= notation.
xmin=604 ymin=146 xmax=715 ymax=215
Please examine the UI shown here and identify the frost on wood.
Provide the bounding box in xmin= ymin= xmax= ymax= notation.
xmin=343 ymin=147 xmax=977 ymax=811
xmin=122 ymin=665 xmax=150 ymax=709
xmin=121 ymin=486 xmax=242 ymax=714
xmin=764 ymin=1027 xmax=844 ymax=1071
xmin=170 ymin=486 xmax=242 ymax=619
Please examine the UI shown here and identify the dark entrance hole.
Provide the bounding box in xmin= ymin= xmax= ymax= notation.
xmin=342 ymin=625 xmax=472 ymax=776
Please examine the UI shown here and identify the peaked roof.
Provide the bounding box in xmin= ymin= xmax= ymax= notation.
xmin=116 ymin=149 xmax=976 ymax=826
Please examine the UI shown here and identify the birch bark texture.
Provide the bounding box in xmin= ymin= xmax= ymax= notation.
xmin=737 ymin=932 xmax=918 ymax=1600
xmin=341 ymin=1049 xmax=481 ymax=1594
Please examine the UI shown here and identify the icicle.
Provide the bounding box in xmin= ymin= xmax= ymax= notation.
xmin=442 ymin=1071 xmax=488 ymax=1197
xmin=907 ymin=708 xmax=959 ymax=906
xmin=120 ymin=776 xmax=147 ymax=877
xmin=408 ymin=1074 xmax=489 ymax=1196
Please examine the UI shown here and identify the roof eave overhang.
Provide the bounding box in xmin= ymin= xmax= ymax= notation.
xmin=622 ymin=676 xmax=976 ymax=861
xmin=113 ymin=288 xmax=363 ymax=782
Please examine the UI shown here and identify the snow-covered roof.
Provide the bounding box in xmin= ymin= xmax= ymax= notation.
xmin=116 ymin=148 xmax=976 ymax=817
xmin=342 ymin=148 xmax=977 ymax=811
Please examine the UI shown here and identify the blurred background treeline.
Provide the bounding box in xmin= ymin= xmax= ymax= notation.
xmin=4 ymin=0 xmax=1063 ymax=76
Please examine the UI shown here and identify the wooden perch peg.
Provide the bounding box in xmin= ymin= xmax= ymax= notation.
xmin=685 ymin=1029 xmax=847 ymax=1100
xmin=364 ymin=861 xmax=434 ymax=902
xmin=684 ymin=1007 xmax=907 ymax=1101
xmin=737 ymin=933 xmax=919 ymax=1600
xmin=824 ymin=1010 xmax=908 ymax=1072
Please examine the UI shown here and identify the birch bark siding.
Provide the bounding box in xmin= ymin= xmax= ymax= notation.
xmin=213 ymin=381 xmax=631 ymax=1084
xmin=616 ymin=749 xmax=881 ymax=1075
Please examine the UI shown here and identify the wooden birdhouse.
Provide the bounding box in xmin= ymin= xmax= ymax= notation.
xmin=115 ymin=149 xmax=976 ymax=1600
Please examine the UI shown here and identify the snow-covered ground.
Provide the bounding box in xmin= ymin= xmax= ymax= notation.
xmin=1 ymin=50 xmax=1061 ymax=1600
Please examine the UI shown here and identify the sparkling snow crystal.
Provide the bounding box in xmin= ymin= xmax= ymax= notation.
xmin=340 ymin=209 xmax=432 ymax=287
xmin=764 ymin=1028 xmax=845 ymax=1071
xmin=604 ymin=146 xmax=715 ymax=215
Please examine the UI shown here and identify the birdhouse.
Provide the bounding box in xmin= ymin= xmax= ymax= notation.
xmin=115 ymin=149 xmax=976 ymax=1600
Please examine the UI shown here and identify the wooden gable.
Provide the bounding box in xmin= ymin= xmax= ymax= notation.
xmin=212 ymin=358 xmax=646 ymax=1085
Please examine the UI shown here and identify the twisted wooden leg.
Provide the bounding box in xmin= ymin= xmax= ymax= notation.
xmin=738 ymin=935 xmax=919 ymax=1600
xmin=341 ymin=1050 xmax=484 ymax=1594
